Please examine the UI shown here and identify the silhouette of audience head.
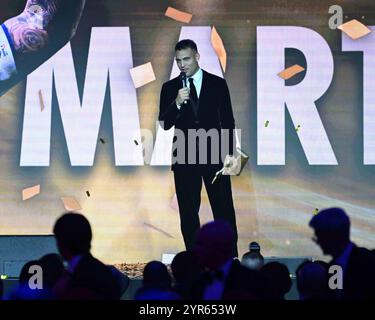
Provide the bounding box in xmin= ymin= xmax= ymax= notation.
xmin=19 ymin=260 xmax=40 ymax=286
xmin=53 ymin=212 xmax=92 ymax=260
xmin=135 ymin=261 xmax=181 ymax=300
xmin=252 ymin=242 xmax=261 ymax=251
xmin=171 ymin=251 xmax=201 ymax=284
xmin=296 ymin=260 xmax=330 ymax=300
xmin=10 ymin=260 xmax=53 ymax=300
xmin=171 ymin=251 xmax=201 ymax=299
xmin=260 ymin=262 xmax=292 ymax=300
xmin=309 ymin=207 xmax=351 ymax=258
xmin=241 ymin=242 xmax=264 ymax=270
xmin=39 ymin=253 xmax=64 ymax=289
xmin=143 ymin=261 xmax=172 ymax=289
xmin=193 ymin=220 xmax=235 ymax=270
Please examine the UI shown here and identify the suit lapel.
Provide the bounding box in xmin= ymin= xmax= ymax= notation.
xmin=196 ymin=70 xmax=209 ymax=118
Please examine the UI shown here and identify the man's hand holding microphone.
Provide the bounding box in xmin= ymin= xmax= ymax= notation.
xmin=176 ymin=72 xmax=189 ymax=108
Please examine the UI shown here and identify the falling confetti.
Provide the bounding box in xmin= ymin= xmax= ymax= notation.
xmin=129 ymin=62 xmax=156 ymax=88
xmin=38 ymin=90 xmax=45 ymax=111
xmin=143 ymin=222 xmax=174 ymax=238
xmin=211 ymin=26 xmax=227 ymax=72
xmin=338 ymin=19 xmax=371 ymax=40
xmin=61 ymin=197 xmax=82 ymax=211
xmin=278 ymin=64 xmax=305 ymax=80
xmin=22 ymin=184 xmax=40 ymax=201
xmin=164 ymin=7 xmax=192 ymax=24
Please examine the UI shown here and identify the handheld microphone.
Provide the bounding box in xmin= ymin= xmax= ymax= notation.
xmin=181 ymin=71 xmax=187 ymax=87
xmin=181 ymin=72 xmax=188 ymax=104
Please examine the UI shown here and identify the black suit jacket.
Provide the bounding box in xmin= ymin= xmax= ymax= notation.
xmin=335 ymin=245 xmax=375 ymax=300
xmin=158 ymin=70 xmax=235 ymax=171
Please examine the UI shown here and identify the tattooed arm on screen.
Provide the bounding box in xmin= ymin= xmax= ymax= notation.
xmin=0 ymin=0 xmax=86 ymax=95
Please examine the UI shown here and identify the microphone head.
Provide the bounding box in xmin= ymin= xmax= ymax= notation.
xmin=180 ymin=71 xmax=187 ymax=86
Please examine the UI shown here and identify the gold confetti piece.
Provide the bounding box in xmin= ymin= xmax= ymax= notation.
xmin=61 ymin=197 xmax=82 ymax=211
xmin=295 ymin=125 xmax=301 ymax=132
xmin=164 ymin=6 xmax=192 ymax=24
xmin=265 ymin=120 xmax=269 ymax=127
xmin=211 ymin=26 xmax=227 ymax=73
xmin=278 ymin=64 xmax=305 ymax=80
xmin=38 ymin=90 xmax=45 ymax=111
xmin=338 ymin=19 xmax=371 ymax=40
xmin=129 ymin=62 xmax=156 ymax=89
xmin=22 ymin=184 xmax=40 ymax=201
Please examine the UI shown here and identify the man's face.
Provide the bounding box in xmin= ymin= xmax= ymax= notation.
xmin=312 ymin=231 xmax=334 ymax=256
xmin=175 ymin=48 xmax=200 ymax=77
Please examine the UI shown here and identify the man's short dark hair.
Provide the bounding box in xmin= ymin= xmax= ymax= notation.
xmin=309 ymin=207 xmax=350 ymax=239
xmin=53 ymin=213 xmax=92 ymax=254
xmin=175 ymin=39 xmax=198 ymax=52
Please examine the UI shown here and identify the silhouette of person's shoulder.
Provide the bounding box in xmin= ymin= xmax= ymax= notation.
xmin=349 ymin=245 xmax=375 ymax=266
xmin=68 ymin=254 xmax=119 ymax=299
xmin=223 ymin=259 xmax=264 ymax=299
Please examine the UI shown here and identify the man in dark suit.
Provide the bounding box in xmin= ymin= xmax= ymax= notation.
xmin=309 ymin=207 xmax=375 ymax=300
xmin=53 ymin=213 xmax=123 ymax=299
xmin=158 ymin=39 xmax=238 ymax=256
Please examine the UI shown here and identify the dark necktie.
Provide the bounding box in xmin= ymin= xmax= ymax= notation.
xmin=188 ymin=78 xmax=198 ymax=117
xmin=189 ymin=78 xmax=198 ymax=103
